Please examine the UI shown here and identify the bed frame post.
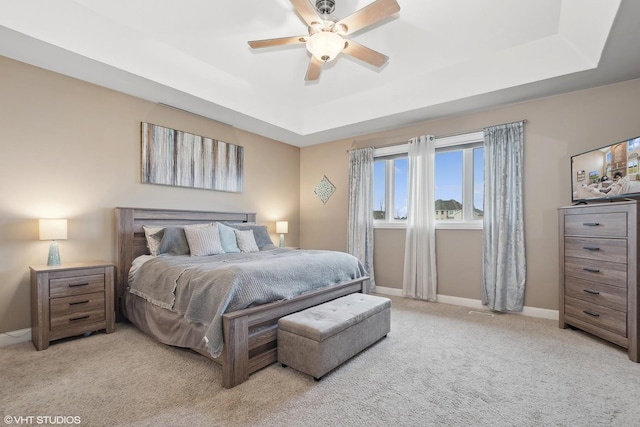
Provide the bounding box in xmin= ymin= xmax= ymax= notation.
xmin=114 ymin=207 xmax=134 ymax=321
xmin=222 ymin=315 xmax=249 ymax=388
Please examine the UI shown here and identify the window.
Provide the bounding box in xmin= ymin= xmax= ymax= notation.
xmin=373 ymin=149 xmax=408 ymax=223
xmin=373 ymin=131 xmax=484 ymax=228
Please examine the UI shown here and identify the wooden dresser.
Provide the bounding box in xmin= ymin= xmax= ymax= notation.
xmin=559 ymin=201 xmax=639 ymax=361
xmin=30 ymin=262 xmax=115 ymax=350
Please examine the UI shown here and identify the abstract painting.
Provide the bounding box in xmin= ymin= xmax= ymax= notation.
xmin=141 ymin=123 xmax=243 ymax=192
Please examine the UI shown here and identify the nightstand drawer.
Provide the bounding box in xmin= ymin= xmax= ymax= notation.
xmin=50 ymin=273 xmax=105 ymax=298
xmin=50 ymin=292 xmax=105 ymax=330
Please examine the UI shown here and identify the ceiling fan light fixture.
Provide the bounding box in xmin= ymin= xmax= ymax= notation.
xmin=306 ymin=31 xmax=345 ymax=62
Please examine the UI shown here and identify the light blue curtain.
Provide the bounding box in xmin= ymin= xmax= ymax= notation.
xmin=348 ymin=147 xmax=375 ymax=292
xmin=402 ymin=135 xmax=437 ymax=301
xmin=482 ymin=121 xmax=526 ymax=312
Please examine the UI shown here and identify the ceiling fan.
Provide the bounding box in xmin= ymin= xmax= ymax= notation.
xmin=248 ymin=0 xmax=401 ymax=81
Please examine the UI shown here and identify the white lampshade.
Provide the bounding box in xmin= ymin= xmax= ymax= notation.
xmin=39 ymin=219 xmax=68 ymax=241
xmin=276 ymin=221 xmax=289 ymax=234
xmin=306 ymin=31 xmax=345 ymax=62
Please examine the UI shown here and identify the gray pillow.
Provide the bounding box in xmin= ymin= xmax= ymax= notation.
xmin=229 ymin=224 xmax=275 ymax=250
xmin=157 ymin=227 xmax=190 ymax=256
xmin=217 ymin=222 xmax=240 ymax=253
xmin=184 ymin=224 xmax=225 ymax=256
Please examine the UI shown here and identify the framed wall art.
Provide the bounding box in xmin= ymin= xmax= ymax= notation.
xmin=141 ymin=123 xmax=243 ymax=192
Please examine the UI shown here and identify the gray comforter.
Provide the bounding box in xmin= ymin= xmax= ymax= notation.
xmin=128 ymin=248 xmax=367 ymax=358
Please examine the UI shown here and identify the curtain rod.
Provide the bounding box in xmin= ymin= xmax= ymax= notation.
xmin=436 ymin=119 xmax=527 ymax=139
xmin=347 ymin=119 xmax=527 ymax=152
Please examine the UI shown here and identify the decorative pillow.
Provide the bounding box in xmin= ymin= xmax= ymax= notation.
xmin=234 ymin=229 xmax=260 ymax=253
xmin=157 ymin=227 xmax=190 ymax=256
xmin=143 ymin=226 xmax=165 ymax=256
xmin=184 ymin=224 xmax=225 ymax=256
xmin=217 ymin=222 xmax=240 ymax=253
xmin=229 ymin=224 xmax=275 ymax=250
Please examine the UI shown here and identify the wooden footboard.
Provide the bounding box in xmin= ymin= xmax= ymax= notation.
xmin=220 ymin=277 xmax=368 ymax=388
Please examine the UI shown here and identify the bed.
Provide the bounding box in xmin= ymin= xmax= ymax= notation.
xmin=114 ymin=207 xmax=369 ymax=388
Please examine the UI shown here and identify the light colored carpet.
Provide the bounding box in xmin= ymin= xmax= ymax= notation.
xmin=2 ymin=295 xmax=640 ymax=426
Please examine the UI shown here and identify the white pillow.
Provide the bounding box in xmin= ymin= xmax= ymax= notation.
xmin=184 ymin=224 xmax=225 ymax=256
xmin=234 ymin=229 xmax=260 ymax=253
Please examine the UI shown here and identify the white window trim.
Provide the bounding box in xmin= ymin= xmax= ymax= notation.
xmin=373 ymin=132 xmax=484 ymax=230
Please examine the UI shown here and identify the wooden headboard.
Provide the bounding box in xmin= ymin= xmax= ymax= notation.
xmin=114 ymin=207 xmax=256 ymax=317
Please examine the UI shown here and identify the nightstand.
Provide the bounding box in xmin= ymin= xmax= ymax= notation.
xmin=30 ymin=262 xmax=115 ymax=350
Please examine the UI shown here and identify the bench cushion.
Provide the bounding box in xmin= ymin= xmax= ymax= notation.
xmin=279 ymin=293 xmax=390 ymax=342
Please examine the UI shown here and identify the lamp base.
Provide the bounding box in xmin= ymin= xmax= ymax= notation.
xmin=279 ymin=234 xmax=285 ymax=248
xmin=47 ymin=241 xmax=61 ymax=266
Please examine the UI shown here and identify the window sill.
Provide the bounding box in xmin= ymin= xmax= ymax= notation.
xmin=373 ymin=222 xmax=483 ymax=230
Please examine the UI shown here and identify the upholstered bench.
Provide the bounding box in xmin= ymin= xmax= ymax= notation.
xmin=277 ymin=293 xmax=391 ymax=380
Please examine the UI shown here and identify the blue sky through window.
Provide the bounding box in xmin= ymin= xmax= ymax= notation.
xmin=374 ymin=148 xmax=484 ymax=219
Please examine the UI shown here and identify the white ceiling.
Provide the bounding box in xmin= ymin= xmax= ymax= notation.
xmin=1 ymin=0 xmax=639 ymax=147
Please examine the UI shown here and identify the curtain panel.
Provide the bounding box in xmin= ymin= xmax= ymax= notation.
xmin=402 ymin=135 xmax=437 ymax=301
xmin=348 ymin=147 xmax=376 ymax=292
xmin=482 ymin=121 xmax=526 ymax=311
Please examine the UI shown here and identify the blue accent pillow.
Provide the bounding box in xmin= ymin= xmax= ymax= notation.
xmin=217 ymin=222 xmax=241 ymax=253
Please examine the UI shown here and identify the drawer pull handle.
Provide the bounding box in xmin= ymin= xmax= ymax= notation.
xmin=583 ymin=267 xmax=600 ymax=273
xmin=69 ymin=315 xmax=90 ymax=322
xmin=583 ymin=246 xmax=600 ymax=251
xmin=68 ymin=283 xmax=89 ymax=288
xmin=583 ymin=289 xmax=600 ymax=295
xmin=583 ymin=310 xmax=600 ymax=318
xmin=582 ymin=222 xmax=601 ymax=227
xmin=69 ymin=300 xmax=89 ymax=306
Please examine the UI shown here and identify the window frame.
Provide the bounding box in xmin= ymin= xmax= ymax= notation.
xmin=373 ymin=144 xmax=409 ymax=228
xmin=373 ymin=131 xmax=484 ymax=230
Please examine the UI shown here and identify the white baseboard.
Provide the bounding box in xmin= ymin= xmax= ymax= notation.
xmin=374 ymin=286 xmax=559 ymax=321
xmin=0 ymin=328 xmax=32 ymax=347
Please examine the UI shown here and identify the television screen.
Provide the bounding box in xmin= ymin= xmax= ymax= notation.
xmin=571 ymin=135 xmax=640 ymax=203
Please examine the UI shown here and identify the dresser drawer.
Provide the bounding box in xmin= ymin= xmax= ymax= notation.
xmin=564 ymin=237 xmax=627 ymax=263
xmin=565 ymin=296 xmax=626 ymax=337
xmin=49 ymin=273 xmax=105 ymax=298
xmin=564 ymin=256 xmax=627 ymax=287
xmin=565 ymin=277 xmax=627 ymax=312
xmin=50 ymin=292 xmax=106 ymax=330
xmin=564 ymin=212 xmax=627 ymax=237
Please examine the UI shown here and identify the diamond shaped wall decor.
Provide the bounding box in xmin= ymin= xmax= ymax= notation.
xmin=314 ymin=175 xmax=336 ymax=204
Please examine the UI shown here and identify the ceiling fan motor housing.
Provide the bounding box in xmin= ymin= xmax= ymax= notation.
xmin=316 ymin=0 xmax=336 ymax=15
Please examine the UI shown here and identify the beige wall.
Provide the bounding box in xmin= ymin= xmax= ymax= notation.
xmin=300 ymin=77 xmax=640 ymax=310
xmin=0 ymin=56 xmax=300 ymax=333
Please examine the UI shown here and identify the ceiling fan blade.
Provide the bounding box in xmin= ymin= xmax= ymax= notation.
xmin=343 ymin=40 xmax=388 ymax=67
xmin=336 ymin=0 xmax=400 ymax=35
xmin=248 ymin=36 xmax=307 ymax=49
xmin=290 ymin=0 xmax=322 ymax=27
xmin=305 ymin=56 xmax=323 ymax=81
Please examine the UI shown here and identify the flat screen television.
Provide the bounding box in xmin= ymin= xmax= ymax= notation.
xmin=571 ymin=135 xmax=640 ymax=203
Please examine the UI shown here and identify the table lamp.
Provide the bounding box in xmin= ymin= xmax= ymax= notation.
xmin=276 ymin=221 xmax=288 ymax=247
xmin=39 ymin=219 xmax=67 ymax=266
